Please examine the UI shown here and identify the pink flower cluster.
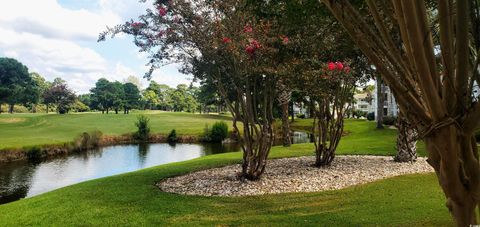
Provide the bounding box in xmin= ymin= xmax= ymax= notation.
xmin=132 ymin=22 xmax=144 ymax=28
xmin=222 ymin=37 xmax=232 ymax=43
xmin=245 ymin=39 xmax=261 ymax=55
xmin=158 ymin=6 xmax=167 ymax=17
xmin=327 ymin=61 xmax=350 ymax=73
xmin=243 ymin=25 xmax=253 ymax=33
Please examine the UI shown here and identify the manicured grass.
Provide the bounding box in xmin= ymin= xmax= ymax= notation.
xmin=0 ymin=117 xmax=451 ymax=225
xmin=0 ymin=111 xmax=233 ymax=149
xmin=292 ymin=119 xmax=427 ymax=157
xmin=0 ymin=146 xmax=451 ymax=226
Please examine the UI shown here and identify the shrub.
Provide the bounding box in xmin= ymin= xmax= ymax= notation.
xmin=167 ymin=129 xmax=178 ymax=143
xmin=475 ymin=131 xmax=480 ymax=142
xmin=134 ymin=115 xmax=150 ymax=141
xmin=13 ymin=105 xmax=29 ymax=113
xmin=73 ymin=131 xmax=103 ymax=151
xmin=297 ymin=113 xmax=306 ymax=119
xmin=366 ymin=112 xmax=375 ymax=121
xmin=200 ymin=124 xmax=212 ymax=142
xmin=382 ymin=116 xmax=397 ymax=126
xmin=210 ymin=121 xmax=228 ymax=142
xmin=353 ymin=110 xmax=367 ymax=118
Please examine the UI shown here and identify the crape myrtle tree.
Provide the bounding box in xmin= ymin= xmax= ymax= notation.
xmin=320 ymin=0 xmax=480 ymax=225
xmin=277 ymin=0 xmax=369 ymax=166
xmin=99 ymin=0 xmax=292 ymax=180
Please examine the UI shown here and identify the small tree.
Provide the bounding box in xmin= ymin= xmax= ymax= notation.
xmin=134 ymin=115 xmax=150 ymax=141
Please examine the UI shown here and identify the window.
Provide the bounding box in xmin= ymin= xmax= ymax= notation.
xmin=383 ymin=108 xmax=388 ymax=116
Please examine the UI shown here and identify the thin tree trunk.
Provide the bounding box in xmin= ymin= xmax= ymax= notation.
xmin=0 ymin=104 xmax=2 ymax=114
xmin=8 ymin=104 xmax=14 ymax=114
xmin=394 ymin=110 xmax=417 ymax=162
xmin=376 ymin=75 xmax=384 ymax=129
xmin=277 ymin=79 xmax=292 ymax=147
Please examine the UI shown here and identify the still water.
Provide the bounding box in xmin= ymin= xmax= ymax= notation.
xmin=0 ymin=131 xmax=311 ymax=205
xmin=0 ymin=143 xmax=240 ymax=205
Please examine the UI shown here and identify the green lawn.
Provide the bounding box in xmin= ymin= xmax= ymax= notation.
xmin=0 ymin=145 xmax=451 ymax=226
xmin=0 ymin=111 xmax=233 ymax=149
xmin=0 ymin=118 xmax=452 ymax=226
xmin=292 ymin=118 xmax=427 ymax=156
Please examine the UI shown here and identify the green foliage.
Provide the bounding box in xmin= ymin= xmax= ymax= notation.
xmin=71 ymin=100 xmax=90 ymax=112
xmin=353 ymin=110 xmax=367 ymax=118
xmin=382 ymin=116 xmax=397 ymax=126
xmin=366 ymin=112 xmax=375 ymax=121
xmin=210 ymin=121 xmax=228 ymax=142
xmin=200 ymin=121 xmax=229 ymax=142
xmin=167 ymin=129 xmax=178 ymax=143
xmin=297 ymin=113 xmax=306 ymax=119
xmin=73 ymin=131 xmax=103 ymax=151
xmin=0 ymin=58 xmax=38 ymax=108
xmin=134 ymin=115 xmax=150 ymax=141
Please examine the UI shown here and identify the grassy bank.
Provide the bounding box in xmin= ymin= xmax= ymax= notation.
xmin=0 ymin=111 xmax=233 ymax=150
xmin=291 ymin=118 xmax=427 ymax=156
xmin=0 ymin=145 xmax=450 ymax=226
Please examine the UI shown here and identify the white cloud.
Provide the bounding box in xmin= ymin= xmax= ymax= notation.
xmin=0 ymin=0 xmax=192 ymax=94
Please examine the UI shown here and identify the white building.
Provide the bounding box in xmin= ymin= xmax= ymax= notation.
xmin=372 ymin=82 xmax=399 ymax=119
xmin=353 ymin=92 xmax=374 ymax=113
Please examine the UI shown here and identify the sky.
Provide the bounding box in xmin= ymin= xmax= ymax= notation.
xmin=0 ymin=0 xmax=193 ymax=94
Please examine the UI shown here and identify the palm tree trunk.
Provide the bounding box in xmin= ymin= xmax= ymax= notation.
xmin=394 ymin=111 xmax=417 ymax=162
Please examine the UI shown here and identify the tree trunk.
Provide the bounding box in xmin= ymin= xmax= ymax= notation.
xmin=394 ymin=111 xmax=417 ymax=162
xmin=281 ymin=102 xmax=291 ymax=147
xmin=289 ymin=101 xmax=295 ymax=122
xmin=376 ymin=75 xmax=384 ymax=129
xmin=425 ymin=129 xmax=480 ymax=226
xmin=277 ymin=79 xmax=292 ymax=147
xmin=8 ymin=104 xmax=14 ymax=114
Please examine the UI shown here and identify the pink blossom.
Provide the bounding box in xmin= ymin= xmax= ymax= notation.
xmin=243 ymin=25 xmax=253 ymax=33
xmin=250 ymin=39 xmax=261 ymax=49
xmin=132 ymin=22 xmax=144 ymax=28
xmin=327 ymin=62 xmax=336 ymax=71
xmin=281 ymin=36 xmax=289 ymax=44
xmin=344 ymin=66 xmax=351 ymax=73
xmin=222 ymin=37 xmax=232 ymax=43
xmin=335 ymin=62 xmax=344 ymax=71
xmin=157 ymin=30 xmax=166 ymax=37
xmin=245 ymin=45 xmax=256 ymax=54
xmin=158 ymin=7 xmax=167 ymax=16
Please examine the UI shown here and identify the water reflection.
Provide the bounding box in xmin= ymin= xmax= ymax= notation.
xmin=0 ymin=132 xmax=307 ymax=205
xmin=0 ymin=143 xmax=239 ymax=205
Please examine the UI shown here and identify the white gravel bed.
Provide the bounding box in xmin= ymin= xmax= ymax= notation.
xmin=158 ymin=155 xmax=433 ymax=197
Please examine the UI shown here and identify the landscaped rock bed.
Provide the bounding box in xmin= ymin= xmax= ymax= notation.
xmin=158 ymin=156 xmax=434 ymax=197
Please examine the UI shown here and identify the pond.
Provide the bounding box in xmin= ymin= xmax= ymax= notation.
xmin=0 ymin=143 xmax=240 ymax=205
xmin=0 ymin=131 xmax=312 ymax=205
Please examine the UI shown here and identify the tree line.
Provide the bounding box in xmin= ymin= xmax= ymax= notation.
xmin=0 ymin=57 xmax=222 ymax=114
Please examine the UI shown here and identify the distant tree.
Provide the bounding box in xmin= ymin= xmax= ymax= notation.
xmin=142 ymin=90 xmax=159 ymax=110
xmin=123 ymin=75 xmax=142 ymax=89
xmin=78 ymin=94 xmax=92 ymax=109
xmin=0 ymin=58 xmax=33 ymax=113
xmin=123 ymin=82 xmax=141 ymax=114
xmin=29 ymin=72 xmax=49 ymax=113
xmin=111 ymin=81 xmax=125 ymax=114
xmin=43 ymin=78 xmax=76 ymax=114
xmin=89 ymin=79 xmax=127 ymax=114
